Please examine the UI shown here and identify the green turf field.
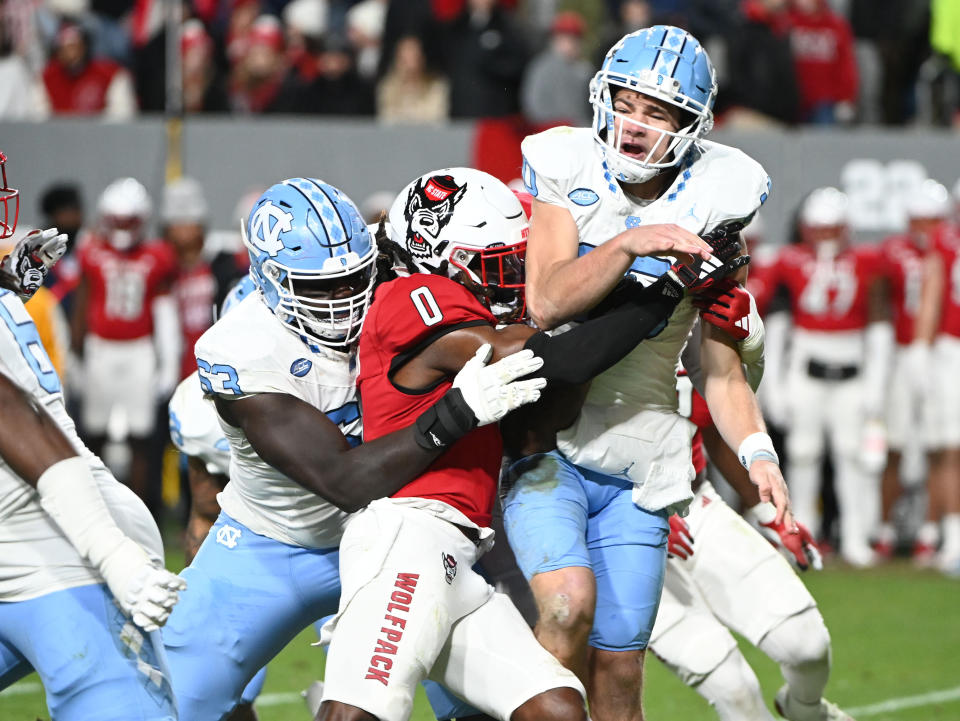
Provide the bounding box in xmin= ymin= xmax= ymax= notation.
xmin=2 ymin=560 xmax=957 ymax=721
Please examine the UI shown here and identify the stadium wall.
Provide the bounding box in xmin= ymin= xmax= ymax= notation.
xmin=4 ymin=118 xmax=959 ymax=245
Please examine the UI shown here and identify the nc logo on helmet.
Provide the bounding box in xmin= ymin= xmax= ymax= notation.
xmin=250 ymin=201 xmax=294 ymax=257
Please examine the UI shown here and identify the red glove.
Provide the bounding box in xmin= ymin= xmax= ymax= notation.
xmin=667 ymin=515 xmax=694 ymax=560
xmin=747 ymin=503 xmax=822 ymax=571
xmin=693 ymin=279 xmax=753 ymax=341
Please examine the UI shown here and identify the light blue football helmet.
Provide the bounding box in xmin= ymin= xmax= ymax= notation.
xmin=241 ymin=178 xmax=376 ymax=348
xmin=590 ymin=25 xmax=717 ymax=184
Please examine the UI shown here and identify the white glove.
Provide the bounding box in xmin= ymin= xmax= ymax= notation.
xmin=0 ymin=227 xmax=68 ymax=299
xmin=99 ymin=538 xmax=187 ymax=632
xmin=452 ymin=343 xmax=546 ymax=426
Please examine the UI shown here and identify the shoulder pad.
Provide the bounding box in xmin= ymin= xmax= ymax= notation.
xmin=521 ymin=127 xmax=595 ymax=183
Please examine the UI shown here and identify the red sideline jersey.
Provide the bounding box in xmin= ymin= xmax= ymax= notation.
xmin=78 ymin=237 xmax=178 ymax=340
xmin=357 ymin=274 xmax=502 ymax=527
xmin=934 ymin=224 xmax=960 ymax=338
xmin=763 ymin=243 xmax=882 ymax=331
xmin=878 ymin=234 xmax=927 ymax=345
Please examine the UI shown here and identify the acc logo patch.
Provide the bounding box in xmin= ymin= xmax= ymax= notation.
xmin=290 ymin=358 xmax=313 ymax=377
xmin=441 ymin=552 xmax=457 ymax=584
xmin=249 ymin=201 xmax=294 ymax=257
xmin=568 ymin=188 xmax=599 ymax=206
xmin=216 ymin=524 xmax=241 ymax=549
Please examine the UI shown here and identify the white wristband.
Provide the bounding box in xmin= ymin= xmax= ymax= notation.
xmin=737 ymin=432 xmax=779 ymax=470
xmin=745 ymin=501 xmax=777 ymax=525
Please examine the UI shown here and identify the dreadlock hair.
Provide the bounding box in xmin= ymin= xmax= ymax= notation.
xmin=373 ymin=211 xmax=418 ymax=285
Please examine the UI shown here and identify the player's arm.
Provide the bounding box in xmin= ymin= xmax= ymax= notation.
xmin=525 ymin=198 xmax=711 ymax=330
xmin=69 ymin=274 xmax=89 ymax=357
xmin=184 ymin=457 xmax=227 ymax=564
xmin=0 ymin=370 xmax=184 ymax=630
xmin=214 ymin=346 xmax=545 ymax=513
xmin=699 ymin=321 xmax=794 ymax=528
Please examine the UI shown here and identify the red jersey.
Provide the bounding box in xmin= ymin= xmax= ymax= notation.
xmin=934 ymin=224 xmax=960 ymax=338
xmin=43 ymin=58 xmax=125 ymax=114
xmin=786 ymin=3 xmax=857 ymax=116
xmin=174 ymin=262 xmax=217 ymax=379
xmin=79 ymin=237 xmax=178 ymax=340
xmin=878 ymin=234 xmax=926 ymax=345
xmin=765 ymin=243 xmax=882 ymax=332
xmin=357 ymin=274 xmax=502 ymax=527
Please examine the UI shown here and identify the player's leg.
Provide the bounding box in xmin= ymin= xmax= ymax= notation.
xmin=0 ymin=633 xmax=32 ymax=690
xmin=428 ymin=592 xmax=586 ymax=721
xmin=580 ymin=469 xmax=669 ymax=721
xmin=122 ymin=337 xmax=161 ymax=512
xmin=649 ymin=559 xmax=774 ymax=721
xmin=785 ymin=371 xmax=828 ymax=538
xmin=164 ymin=512 xmax=341 ymax=721
xmin=502 ymin=451 xmax=596 ymax=679
xmin=0 ymin=583 xmax=176 ymax=720
xmin=78 ymin=334 xmax=113 ymax=456
xmin=931 ymin=337 xmax=960 ymax=572
xmin=318 ymin=501 xmax=490 ymax=721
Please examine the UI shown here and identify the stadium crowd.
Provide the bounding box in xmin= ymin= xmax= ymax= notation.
xmin=1 ymin=0 xmax=960 ymax=126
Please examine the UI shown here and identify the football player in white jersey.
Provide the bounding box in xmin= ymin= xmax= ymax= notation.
xmin=162 ymin=178 xmax=545 ymax=721
xmin=507 ymin=26 xmax=792 ymax=721
xmin=0 ymin=151 xmax=185 ymax=721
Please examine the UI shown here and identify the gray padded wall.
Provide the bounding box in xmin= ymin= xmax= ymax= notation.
xmin=4 ymin=118 xmax=959 ymax=246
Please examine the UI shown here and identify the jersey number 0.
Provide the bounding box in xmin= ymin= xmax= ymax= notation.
xmin=411 ymin=286 xmax=443 ymax=327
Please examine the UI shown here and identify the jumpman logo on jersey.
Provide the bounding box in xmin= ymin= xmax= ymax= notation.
xmin=249 ymin=201 xmax=294 ymax=257
xmin=614 ymin=461 xmax=635 ymax=478
xmin=216 ymin=524 xmax=242 ymax=549
xmin=684 ymin=204 xmax=699 ymax=223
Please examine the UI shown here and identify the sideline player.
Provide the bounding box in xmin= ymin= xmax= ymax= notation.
xmin=513 ymin=25 xmax=789 ymax=720
xmin=0 ymin=151 xmax=185 ymax=720
xmin=650 ymin=371 xmax=855 ymax=721
xmin=316 ymin=166 xmax=740 ymax=721
xmin=163 ymin=178 xmax=544 ymax=721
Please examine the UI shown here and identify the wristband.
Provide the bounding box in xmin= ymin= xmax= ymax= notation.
xmin=413 ymin=388 xmax=477 ymax=450
xmin=745 ymin=501 xmax=777 ymax=525
xmin=737 ymin=432 xmax=779 ymax=470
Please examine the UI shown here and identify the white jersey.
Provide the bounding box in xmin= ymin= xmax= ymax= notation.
xmin=193 ymin=293 xmax=361 ymax=548
xmin=522 ymin=127 xmax=769 ymax=512
xmin=0 ymin=289 xmax=162 ymax=601
xmin=168 ymin=372 xmax=231 ymax=476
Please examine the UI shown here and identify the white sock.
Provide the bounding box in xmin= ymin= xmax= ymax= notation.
xmin=941 ymin=514 xmax=960 ymax=556
xmin=917 ymin=520 xmax=940 ymax=546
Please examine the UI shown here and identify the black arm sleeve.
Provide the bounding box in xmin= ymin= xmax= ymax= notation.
xmin=522 ymin=276 xmax=683 ymax=385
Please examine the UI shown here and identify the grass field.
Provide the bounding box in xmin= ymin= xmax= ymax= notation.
xmin=2 ymin=556 xmax=957 ymax=721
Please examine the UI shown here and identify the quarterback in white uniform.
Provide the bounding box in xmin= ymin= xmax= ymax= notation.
xmin=0 ymin=152 xmax=184 ymax=721
xmin=506 ymin=26 xmax=793 ymax=721
xmin=162 ymin=178 xmax=543 ymax=721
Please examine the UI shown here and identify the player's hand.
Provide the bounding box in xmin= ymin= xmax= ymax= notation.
xmin=97 ymin=537 xmax=187 ymax=632
xmin=693 ymin=279 xmax=753 ymax=341
xmin=453 ymin=343 xmax=546 ymax=426
xmin=748 ymin=460 xmax=795 ymax=530
xmin=667 ymin=514 xmax=694 ymax=560
xmin=699 ymin=221 xmax=745 ymax=262
xmin=0 ymin=227 xmax=67 ymax=299
xmin=747 ymin=503 xmax=822 ymax=571
xmin=620 ymin=224 xmax=714 ymax=267
xmin=666 ymin=252 xmax=751 ymax=293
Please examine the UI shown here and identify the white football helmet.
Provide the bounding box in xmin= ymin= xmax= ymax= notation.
xmin=799 ymin=187 xmax=849 ymax=255
xmin=388 ymin=167 xmax=528 ymax=322
xmin=98 ymin=177 xmax=152 ymax=251
xmin=905 ymin=179 xmax=950 ymax=220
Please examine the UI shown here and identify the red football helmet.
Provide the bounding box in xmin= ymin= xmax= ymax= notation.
xmin=0 ymin=151 xmax=20 ymax=240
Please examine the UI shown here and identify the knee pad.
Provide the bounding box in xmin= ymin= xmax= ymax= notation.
xmin=759 ymin=607 xmax=831 ymax=668
xmin=786 ymin=430 xmax=824 ymax=466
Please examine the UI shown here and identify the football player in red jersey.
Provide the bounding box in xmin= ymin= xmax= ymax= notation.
xmin=917 ymin=187 xmax=960 ymax=574
xmin=760 ymin=187 xmax=889 ymax=567
xmin=70 ymin=177 xmax=180 ymax=515
xmin=874 ymin=180 xmax=948 ymax=563
xmin=316 ymin=167 xmax=733 ymax=721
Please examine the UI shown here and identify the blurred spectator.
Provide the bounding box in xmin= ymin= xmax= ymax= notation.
xmin=346 ymin=0 xmax=388 ymax=80
xmin=283 ymin=0 xmax=329 ymax=82
xmin=274 ymin=32 xmax=375 ymax=115
xmin=229 ymin=14 xmax=288 ymax=113
xmin=596 ymin=0 xmax=652 ymax=64
xmin=376 ymin=33 xmax=448 ymax=124
xmin=721 ymin=0 xmax=799 ymax=126
xmin=39 ymin=183 xmax=84 ymax=316
xmin=520 ymin=10 xmax=592 ymax=127
xmin=439 ymin=0 xmax=530 ymax=119
xmin=71 ymin=177 xmax=179 ymax=518
xmin=786 ymin=0 xmax=858 ymax=124
xmin=182 ymin=19 xmax=229 ymax=113
xmin=42 ymin=18 xmax=137 ymax=118
xmin=377 ymin=0 xmax=441 ymax=80
xmin=89 ymin=0 xmax=132 ymax=65
xmin=162 ymin=177 xmax=217 ymax=381
xmin=920 ymin=0 xmax=959 ymax=126
xmin=0 ymin=14 xmax=48 ymax=119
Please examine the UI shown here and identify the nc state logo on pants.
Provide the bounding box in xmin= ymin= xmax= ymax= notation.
xmin=441 ymin=552 xmax=457 ymax=584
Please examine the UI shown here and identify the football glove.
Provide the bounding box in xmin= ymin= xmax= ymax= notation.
xmin=0 ymin=227 xmax=67 ymax=300
xmin=667 ymin=514 xmax=695 ymax=560
xmin=100 ymin=545 xmax=187 ymax=632
xmin=693 ymin=279 xmax=753 ymax=341
xmin=414 ymin=343 xmax=546 ymax=449
xmin=665 ymin=221 xmax=749 ymax=292
xmin=746 ymin=503 xmax=823 ymax=571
